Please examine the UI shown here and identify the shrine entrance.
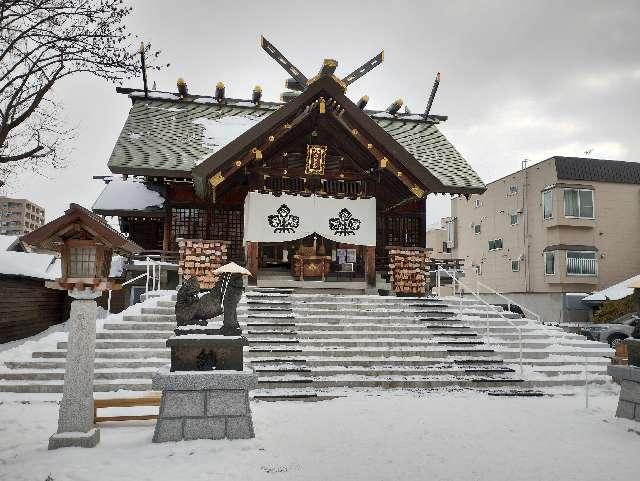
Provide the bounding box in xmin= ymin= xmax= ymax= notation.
xmin=258 ymin=234 xmax=367 ymax=282
xmin=243 ymin=192 xmax=377 ymax=287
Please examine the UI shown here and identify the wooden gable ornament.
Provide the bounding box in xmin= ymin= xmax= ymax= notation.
xmin=21 ymin=203 xmax=143 ymax=292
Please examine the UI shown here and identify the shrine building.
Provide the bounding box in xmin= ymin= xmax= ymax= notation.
xmin=93 ymin=38 xmax=485 ymax=288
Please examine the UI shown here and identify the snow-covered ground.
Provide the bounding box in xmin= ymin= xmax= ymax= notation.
xmin=1 ymin=387 xmax=638 ymax=481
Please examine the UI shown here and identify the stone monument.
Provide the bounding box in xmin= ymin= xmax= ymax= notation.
xmin=153 ymin=262 xmax=257 ymax=442
xmin=20 ymin=203 xmax=143 ymax=449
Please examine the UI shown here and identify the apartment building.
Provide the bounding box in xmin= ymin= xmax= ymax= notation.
xmin=0 ymin=197 xmax=45 ymax=235
xmin=426 ymin=223 xmax=454 ymax=258
xmin=449 ymin=156 xmax=640 ymax=321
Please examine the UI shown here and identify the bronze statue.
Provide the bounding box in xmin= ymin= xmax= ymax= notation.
xmin=175 ymin=276 xmax=223 ymax=327
xmin=221 ymin=273 xmax=244 ymax=336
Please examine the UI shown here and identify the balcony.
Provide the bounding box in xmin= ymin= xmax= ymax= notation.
xmin=567 ymin=257 xmax=597 ymax=276
xmin=544 ymin=216 xmax=594 ymax=229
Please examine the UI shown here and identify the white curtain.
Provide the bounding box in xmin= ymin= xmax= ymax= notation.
xmin=243 ymin=192 xmax=376 ymax=246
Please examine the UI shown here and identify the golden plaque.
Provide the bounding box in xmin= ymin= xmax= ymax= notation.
xmin=305 ymin=144 xmax=328 ymax=175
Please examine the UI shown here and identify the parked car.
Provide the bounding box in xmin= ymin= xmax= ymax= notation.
xmin=581 ymin=312 xmax=639 ymax=348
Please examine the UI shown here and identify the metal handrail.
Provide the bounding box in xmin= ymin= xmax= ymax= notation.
xmin=434 ymin=265 xmax=543 ymax=323
xmin=437 ymin=265 xmax=523 ymax=375
xmin=475 ymin=278 xmax=542 ymax=323
xmin=107 ymin=257 xmax=163 ymax=313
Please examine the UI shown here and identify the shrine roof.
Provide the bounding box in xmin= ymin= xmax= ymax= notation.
xmin=107 ymin=89 xmax=485 ymax=193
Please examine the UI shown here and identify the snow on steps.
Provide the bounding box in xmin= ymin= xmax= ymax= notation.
xmin=0 ymin=288 xmax=614 ymax=396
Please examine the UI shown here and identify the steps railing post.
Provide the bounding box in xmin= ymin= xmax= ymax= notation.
xmin=518 ymin=328 xmax=523 ymax=375
xmin=145 ymin=259 xmax=150 ymax=294
xmin=436 ymin=268 xmax=441 ymax=297
xmin=584 ymin=355 xmax=589 ymax=408
xmin=107 ymin=290 xmax=112 ymax=314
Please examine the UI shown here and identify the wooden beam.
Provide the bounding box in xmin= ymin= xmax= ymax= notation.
xmin=246 ymin=241 xmax=259 ymax=286
xmin=209 ymin=107 xmax=313 ymax=197
xmin=365 ymin=245 xmax=376 ymax=287
xmin=162 ymin=207 xmax=172 ymax=251
xmin=330 ymin=111 xmax=428 ymax=199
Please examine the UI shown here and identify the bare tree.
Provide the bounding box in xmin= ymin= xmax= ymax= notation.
xmin=0 ymin=0 xmax=165 ymax=176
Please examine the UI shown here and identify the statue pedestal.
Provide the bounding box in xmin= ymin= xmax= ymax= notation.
xmin=167 ymin=335 xmax=248 ymax=371
xmin=49 ymin=288 xmax=101 ymax=450
xmin=607 ymin=364 xmax=640 ymax=422
xmin=152 ymin=367 xmax=258 ymax=442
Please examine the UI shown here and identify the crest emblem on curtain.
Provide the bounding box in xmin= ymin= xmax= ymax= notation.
xmin=329 ymin=208 xmax=361 ymax=236
xmin=305 ymin=144 xmax=327 ymax=175
xmin=267 ymin=204 xmax=300 ymax=233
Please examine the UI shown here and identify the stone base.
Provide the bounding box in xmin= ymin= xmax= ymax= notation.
xmin=608 ymin=365 xmax=640 ymax=422
xmin=152 ymin=367 xmax=258 ymax=442
xmin=627 ymin=339 xmax=640 ymax=367
xmin=48 ymin=428 xmax=100 ymax=450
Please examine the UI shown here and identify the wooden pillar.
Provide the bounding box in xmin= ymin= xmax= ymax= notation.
xmin=246 ymin=241 xmax=259 ymax=286
xmin=162 ymin=209 xmax=172 ymax=254
xmin=365 ymin=245 xmax=376 ymax=288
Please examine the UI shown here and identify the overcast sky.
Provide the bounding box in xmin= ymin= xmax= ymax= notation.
xmin=3 ymin=0 xmax=640 ymax=225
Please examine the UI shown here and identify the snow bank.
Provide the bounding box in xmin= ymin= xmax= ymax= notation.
xmin=109 ymin=255 xmax=126 ymax=277
xmin=0 ymin=234 xmax=19 ymax=251
xmin=582 ymin=273 xmax=640 ymax=302
xmin=0 ymin=292 xmax=174 ymax=367
xmin=0 ymin=388 xmax=637 ymax=481
xmin=92 ymin=178 xmax=165 ymax=211
xmin=0 ymin=251 xmax=60 ymax=279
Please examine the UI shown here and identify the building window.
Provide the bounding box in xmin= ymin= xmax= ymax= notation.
xmin=566 ymin=251 xmax=597 ymax=276
xmin=508 ymin=185 xmax=518 ymax=195
xmin=488 ymin=238 xmax=503 ymax=251
xmin=545 ymin=252 xmax=555 ymax=275
xmin=473 ymin=224 xmax=481 ymax=235
xmin=511 ymin=260 xmax=520 ymax=272
xmin=510 ymin=214 xmax=518 ymax=226
xmin=564 ymin=188 xmax=594 ymax=219
xmin=543 ymin=190 xmax=553 ymax=219
xmin=473 ymin=199 xmax=481 ymax=208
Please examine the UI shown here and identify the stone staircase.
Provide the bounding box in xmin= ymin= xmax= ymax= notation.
xmin=0 ymin=289 xmax=613 ymax=397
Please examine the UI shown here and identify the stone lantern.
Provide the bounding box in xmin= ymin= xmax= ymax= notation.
xmin=22 ymin=204 xmax=142 ymax=449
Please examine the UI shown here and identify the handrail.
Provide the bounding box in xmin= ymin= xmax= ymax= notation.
xmin=107 ymin=257 xmax=163 ymax=313
xmin=475 ymin=278 xmax=542 ymax=323
xmin=434 ymin=265 xmax=543 ymax=323
xmin=437 ymin=265 xmax=523 ymax=375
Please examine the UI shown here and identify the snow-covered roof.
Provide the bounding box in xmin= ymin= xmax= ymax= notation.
xmin=0 ymin=251 xmax=61 ymax=280
xmin=582 ymin=273 xmax=640 ymax=303
xmin=92 ymin=178 xmax=165 ymax=214
xmin=0 ymin=235 xmax=19 ymax=251
xmin=192 ymin=114 xmax=263 ymax=163
xmin=107 ymin=95 xmax=485 ymax=194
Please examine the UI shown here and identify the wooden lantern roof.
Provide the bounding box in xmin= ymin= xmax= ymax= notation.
xmin=21 ymin=203 xmax=143 ymax=254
